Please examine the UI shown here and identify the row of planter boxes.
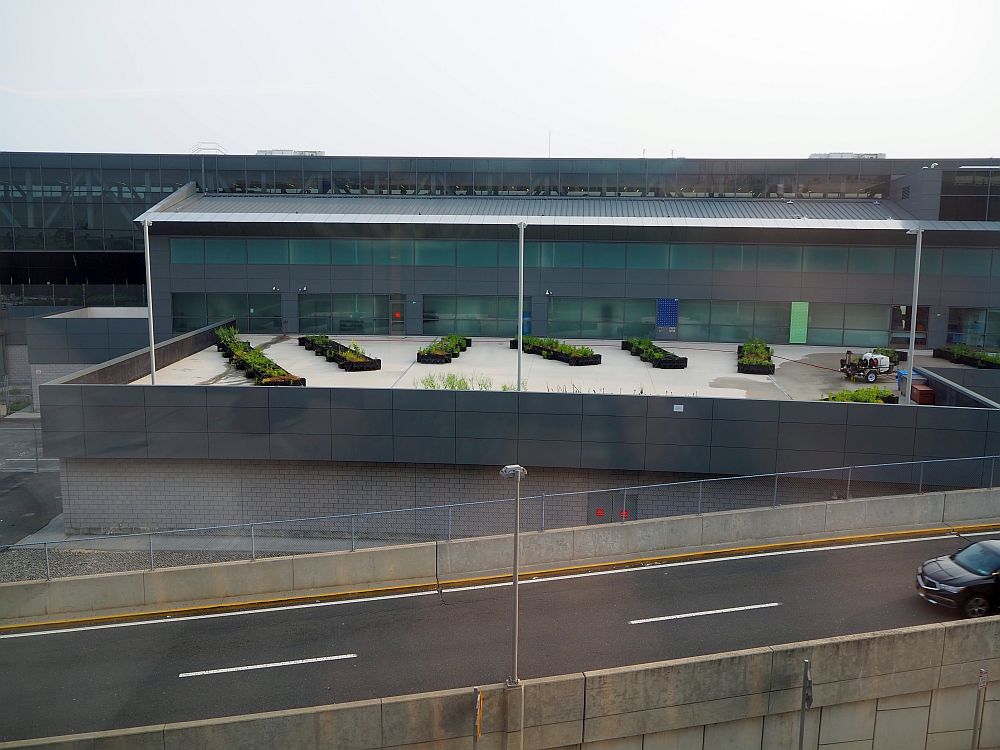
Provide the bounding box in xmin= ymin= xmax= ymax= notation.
xmin=932 ymin=347 xmax=1000 ymax=369
xmin=217 ymin=334 xmax=306 ymax=386
xmin=621 ymin=340 xmax=688 ymax=369
xmin=298 ymin=336 xmax=382 ymax=372
xmin=509 ymin=338 xmax=602 ymax=366
xmin=417 ymin=336 xmax=473 ymax=364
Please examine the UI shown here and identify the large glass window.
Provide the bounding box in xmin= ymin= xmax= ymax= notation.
xmin=807 ymin=303 xmax=844 ymax=346
xmin=848 ymin=247 xmax=894 ymax=274
xmin=422 ymin=295 xmax=525 ymax=336
xmin=584 ymin=242 xmax=625 ymax=269
xmin=757 ymin=245 xmax=802 ymax=273
xmin=204 ymin=239 xmax=247 ymax=264
xmin=331 ymin=239 xmax=360 ymax=265
xmin=803 ymin=246 xmax=848 ymax=273
xmin=942 ymin=249 xmax=991 ymax=276
xmin=889 ymin=305 xmax=929 ymax=347
xmin=709 ymin=300 xmax=754 ymax=342
xmin=371 ymin=240 xmax=413 ymax=266
xmin=498 ymin=240 xmax=539 ymax=267
xmin=247 ymin=239 xmax=289 ymax=264
xmin=415 ymin=240 xmax=455 ymax=266
xmin=169 ymin=238 xmax=203 ymax=264
xmin=299 ymin=293 xmax=391 ymax=334
xmin=540 ymin=242 xmax=582 ymax=268
xmin=678 ymin=299 xmax=710 ymax=340
xmin=627 ymin=243 xmax=669 ymax=269
xmin=669 ymin=244 xmax=712 ymax=270
xmin=171 ymin=292 xmax=207 ymax=332
xmin=713 ymin=245 xmax=756 ymax=271
xmin=948 ymin=307 xmax=986 ymax=346
xmin=457 ymin=241 xmax=498 ymax=267
xmin=289 ymin=239 xmax=330 ymax=264
xmin=843 ymin=304 xmax=890 ymax=347
xmin=172 ymin=292 xmax=281 ymax=334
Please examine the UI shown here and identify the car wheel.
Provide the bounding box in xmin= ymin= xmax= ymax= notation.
xmin=865 ymin=370 xmax=877 ymax=383
xmin=964 ymin=595 xmax=991 ymax=618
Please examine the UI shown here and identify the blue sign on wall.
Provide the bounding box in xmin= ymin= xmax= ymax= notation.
xmin=656 ymin=298 xmax=679 ymax=327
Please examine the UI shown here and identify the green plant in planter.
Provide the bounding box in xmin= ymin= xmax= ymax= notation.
xmin=738 ymin=337 xmax=772 ymax=365
xmin=827 ymin=385 xmax=894 ymax=403
xmin=348 ymin=339 xmax=368 ymax=358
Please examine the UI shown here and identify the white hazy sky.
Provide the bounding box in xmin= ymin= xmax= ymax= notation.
xmin=1 ymin=0 xmax=998 ymax=159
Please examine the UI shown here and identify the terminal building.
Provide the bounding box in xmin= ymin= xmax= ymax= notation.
xmin=3 ymin=151 xmax=1000 ymax=533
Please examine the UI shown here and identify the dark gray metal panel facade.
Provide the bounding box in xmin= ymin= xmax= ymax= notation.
xmin=38 ymin=384 xmax=1000 ymax=475
xmin=27 ymin=315 xmax=148 ymax=365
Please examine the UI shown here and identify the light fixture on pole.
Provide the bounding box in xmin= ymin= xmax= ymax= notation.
xmin=500 ymin=463 xmax=527 ymax=687
xmin=142 ymin=219 xmax=157 ymax=385
xmin=905 ymin=226 xmax=924 ymax=404
xmin=516 ymin=221 xmax=526 ymax=392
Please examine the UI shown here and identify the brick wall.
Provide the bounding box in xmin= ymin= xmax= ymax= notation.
xmin=59 ymin=458 xmax=700 ymax=534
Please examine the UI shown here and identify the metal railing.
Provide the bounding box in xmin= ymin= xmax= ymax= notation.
xmin=2 ymin=454 xmax=998 ymax=583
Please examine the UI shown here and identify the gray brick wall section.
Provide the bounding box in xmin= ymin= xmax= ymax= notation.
xmin=30 ymin=364 xmax=86 ymax=412
xmin=5 ymin=345 xmax=29 ymax=385
xmin=59 ymin=458 xmax=699 ymax=534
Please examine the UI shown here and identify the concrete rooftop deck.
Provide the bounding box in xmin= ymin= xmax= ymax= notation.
xmin=131 ymin=336 xmax=956 ymax=401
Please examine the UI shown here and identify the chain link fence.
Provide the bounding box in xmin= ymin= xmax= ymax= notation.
xmin=2 ymin=455 xmax=997 ymax=583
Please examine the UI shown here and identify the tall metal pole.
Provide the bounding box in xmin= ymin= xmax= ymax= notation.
xmin=905 ymin=226 xmax=923 ymax=405
xmin=500 ymin=464 xmax=527 ymax=687
xmin=517 ymin=221 xmax=526 ymax=392
xmin=142 ymin=220 xmax=157 ymax=385
xmin=510 ymin=470 xmax=521 ymax=685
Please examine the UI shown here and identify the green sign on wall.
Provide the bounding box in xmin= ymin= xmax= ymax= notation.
xmin=789 ymin=301 xmax=809 ymax=344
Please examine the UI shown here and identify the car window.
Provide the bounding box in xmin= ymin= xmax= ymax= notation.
xmin=953 ymin=543 xmax=1000 ymax=576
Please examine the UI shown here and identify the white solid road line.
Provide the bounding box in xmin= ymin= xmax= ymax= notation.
xmin=629 ymin=602 xmax=782 ymax=625
xmin=5 ymin=530 xmax=997 ymax=640
xmin=179 ymin=653 xmax=357 ymax=678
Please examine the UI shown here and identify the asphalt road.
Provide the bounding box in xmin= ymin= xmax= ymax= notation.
xmin=1 ymin=533 xmax=990 ymax=742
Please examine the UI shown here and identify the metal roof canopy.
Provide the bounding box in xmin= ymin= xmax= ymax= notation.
xmin=136 ymin=189 xmax=1000 ymax=233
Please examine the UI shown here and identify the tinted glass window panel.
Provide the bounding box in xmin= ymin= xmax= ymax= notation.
xmin=669 ymin=244 xmax=711 ymax=270
xmin=581 ymin=298 xmax=623 ymax=322
xmin=584 ymin=243 xmax=625 ymax=269
xmin=207 ymin=293 xmax=247 ymax=321
xmin=331 ymin=240 xmax=359 ymax=265
xmin=456 ymin=296 xmax=499 ymax=318
xmin=803 ymin=246 xmax=848 ymax=273
xmin=456 ymin=241 xmax=498 ymax=267
xmin=848 ymin=247 xmax=893 ymax=274
xmin=170 ymin=238 xmax=204 ymax=264
xmin=624 ymin=299 xmax=655 ymax=324
xmin=678 ymin=299 xmax=710 ymax=325
xmin=757 ymin=245 xmax=802 ymax=273
xmin=290 ymin=239 xmax=330 ymax=264
xmin=942 ymin=249 xmax=991 ymax=276
xmin=423 ymin=296 xmax=456 ymax=317
xmin=415 ymin=240 xmax=456 ymax=266
xmin=808 ymin=303 xmax=844 ymax=329
xmin=711 ymin=300 xmax=754 ymax=325
xmin=499 ymin=240 xmax=539 ymax=268
xmin=299 ymin=294 xmax=332 ymax=316
xmin=754 ymin=302 xmax=790 ymax=326
xmin=627 ymin=243 xmax=669 ymax=269
xmin=843 ymin=304 xmax=889 ymax=330
xmin=248 ymin=293 xmax=281 ymax=318
xmin=371 ymin=240 xmax=413 ymax=265
xmin=713 ymin=245 xmax=756 ymax=271
xmin=710 ymin=325 xmax=753 ymax=342
xmin=204 ymin=238 xmax=247 ymax=264
xmin=172 ymin=292 xmax=207 ymax=319
xmin=540 ymin=242 xmax=582 ymax=268
xmin=247 ymin=239 xmax=289 ymax=264
xmin=549 ymin=298 xmax=582 ymax=321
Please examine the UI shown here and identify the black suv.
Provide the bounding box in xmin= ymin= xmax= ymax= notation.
xmin=916 ymin=539 xmax=1000 ymax=617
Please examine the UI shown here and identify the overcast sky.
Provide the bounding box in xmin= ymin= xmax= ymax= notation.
xmin=1 ymin=0 xmax=998 ymax=159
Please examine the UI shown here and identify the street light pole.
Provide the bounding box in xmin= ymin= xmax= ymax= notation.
xmin=517 ymin=221 xmax=526 ymax=392
xmin=905 ymin=226 xmax=923 ymax=404
xmin=500 ymin=464 xmax=527 ymax=686
xmin=142 ymin=219 xmax=157 ymax=385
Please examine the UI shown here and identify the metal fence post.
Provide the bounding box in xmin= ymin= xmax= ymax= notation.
xmin=540 ymin=493 xmax=546 ymax=531
xmin=448 ymin=507 xmax=453 ymax=542
xmin=351 ymin=515 xmax=356 ymax=552
xmin=772 ymin=473 xmax=779 ymax=507
xmin=991 ymin=458 xmax=995 ymax=490
xmin=621 ymin=489 xmax=628 ymax=522
xmin=846 ymin=467 xmax=852 ymax=500
xmin=250 ymin=524 xmax=256 ymax=561
xmin=918 ymin=463 xmax=924 ymax=494
xmin=32 ymin=426 xmax=39 ymax=473
xmin=148 ymin=534 xmax=154 ymax=570
xmin=44 ymin=542 xmax=51 ymax=580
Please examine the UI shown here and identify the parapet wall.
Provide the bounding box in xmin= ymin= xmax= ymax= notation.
xmin=3 ymin=487 xmax=999 ymax=625
xmin=6 ymin=618 xmax=1000 ymax=749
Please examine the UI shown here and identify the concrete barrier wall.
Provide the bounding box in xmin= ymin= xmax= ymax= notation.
xmin=3 ymin=487 xmax=1000 ymax=625
xmin=7 ymin=619 xmax=1000 ymax=750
